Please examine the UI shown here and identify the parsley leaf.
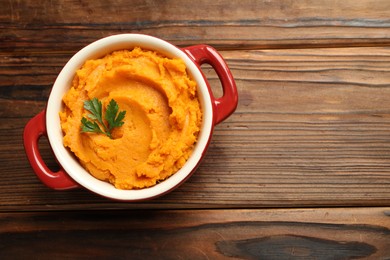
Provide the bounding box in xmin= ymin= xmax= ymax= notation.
xmin=105 ymin=99 xmax=126 ymax=131
xmin=84 ymin=97 xmax=102 ymax=121
xmin=81 ymin=117 xmax=103 ymax=134
xmin=81 ymin=98 xmax=126 ymax=139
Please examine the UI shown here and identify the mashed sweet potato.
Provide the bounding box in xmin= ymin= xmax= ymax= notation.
xmin=59 ymin=47 xmax=202 ymax=189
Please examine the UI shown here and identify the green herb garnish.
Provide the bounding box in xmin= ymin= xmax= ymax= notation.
xmin=81 ymin=98 xmax=126 ymax=139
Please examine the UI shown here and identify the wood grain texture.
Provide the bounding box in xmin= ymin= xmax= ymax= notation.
xmin=0 ymin=208 xmax=389 ymax=259
xmin=1 ymin=0 xmax=390 ymax=258
xmin=1 ymin=0 xmax=390 ymax=52
xmin=1 ymin=47 xmax=390 ymax=210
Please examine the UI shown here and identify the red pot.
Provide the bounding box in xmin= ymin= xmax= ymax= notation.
xmin=24 ymin=34 xmax=238 ymax=201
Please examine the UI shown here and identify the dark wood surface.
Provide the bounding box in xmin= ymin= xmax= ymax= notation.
xmin=1 ymin=208 xmax=389 ymax=259
xmin=1 ymin=0 xmax=390 ymax=258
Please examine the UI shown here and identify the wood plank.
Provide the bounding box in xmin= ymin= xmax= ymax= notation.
xmin=1 ymin=0 xmax=390 ymax=52
xmin=1 ymin=47 xmax=390 ymax=210
xmin=0 ymin=208 xmax=389 ymax=259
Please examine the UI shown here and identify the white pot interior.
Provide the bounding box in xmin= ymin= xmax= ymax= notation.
xmin=46 ymin=34 xmax=213 ymax=201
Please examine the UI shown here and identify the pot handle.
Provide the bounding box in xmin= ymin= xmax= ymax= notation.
xmin=183 ymin=45 xmax=238 ymax=125
xmin=23 ymin=110 xmax=79 ymax=190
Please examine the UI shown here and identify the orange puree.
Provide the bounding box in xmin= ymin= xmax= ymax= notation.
xmin=59 ymin=47 xmax=202 ymax=189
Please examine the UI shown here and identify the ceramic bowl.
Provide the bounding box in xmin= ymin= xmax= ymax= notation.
xmin=23 ymin=34 xmax=238 ymax=201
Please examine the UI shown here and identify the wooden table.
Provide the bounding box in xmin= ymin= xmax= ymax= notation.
xmin=1 ymin=0 xmax=390 ymax=258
